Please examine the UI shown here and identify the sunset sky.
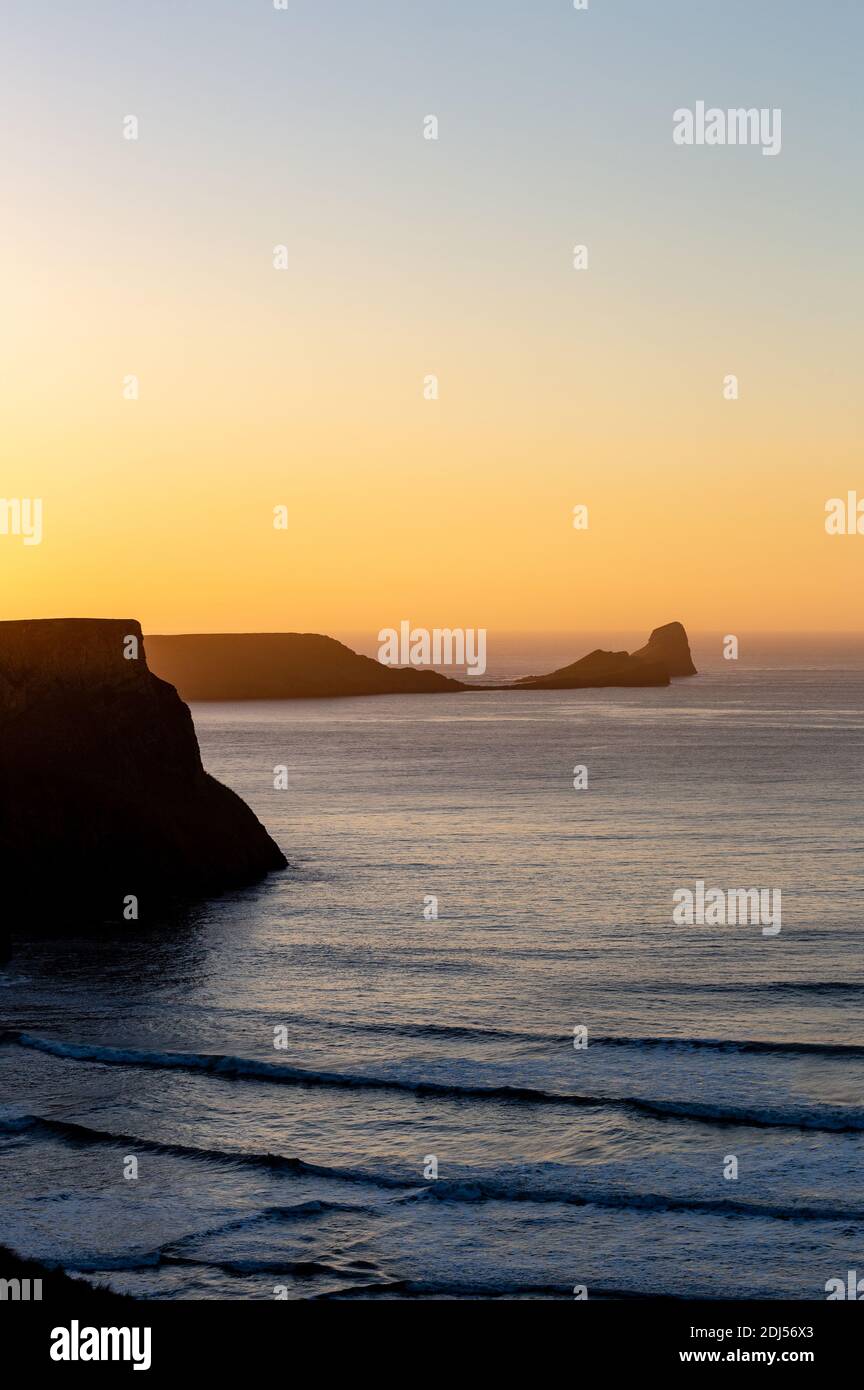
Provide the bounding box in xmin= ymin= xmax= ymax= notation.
xmin=1 ymin=0 xmax=862 ymax=635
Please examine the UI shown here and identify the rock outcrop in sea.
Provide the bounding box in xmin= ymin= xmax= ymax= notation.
xmin=0 ymin=619 xmax=286 ymax=934
xmin=515 ymin=621 xmax=697 ymax=690
xmin=630 ymin=621 xmax=698 ymax=677
xmin=515 ymin=650 xmax=670 ymax=689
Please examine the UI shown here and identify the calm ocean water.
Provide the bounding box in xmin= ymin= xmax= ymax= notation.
xmin=2 ymin=667 xmax=863 ymax=1299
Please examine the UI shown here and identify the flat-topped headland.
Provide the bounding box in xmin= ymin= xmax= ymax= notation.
xmin=0 ymin=618 xmax=286 ymax=935
xmin=145 ymin=632 xmax=465 ymax=700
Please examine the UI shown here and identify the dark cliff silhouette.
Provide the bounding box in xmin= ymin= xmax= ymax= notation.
xmin=146 ymin=623 xmax=697 ymax=698
xmin=0 ymin=619 xmax=286 ymax=935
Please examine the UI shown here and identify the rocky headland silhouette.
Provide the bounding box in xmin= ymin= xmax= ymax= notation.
xmin=516 ymin=623 xmax=697 ymax=689
xmin=146 ymin=622 xmax=697 ymax=698
xmin=0 ymin=618 xmax=286 ymax=939
xmin=631 ymin=622 xmax=698 ymax=677
xmin=145 ymin=632 xmax=465 ymax=701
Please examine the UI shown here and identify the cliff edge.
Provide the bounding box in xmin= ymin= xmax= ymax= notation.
xmin=0 ymin=619 xmax=286 ymax=932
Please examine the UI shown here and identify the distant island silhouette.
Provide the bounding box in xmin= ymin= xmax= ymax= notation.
xmin=516 ymin=623 xmax=696 ymax=689
xmin=146 ymin=622 xmax=697 ymax=700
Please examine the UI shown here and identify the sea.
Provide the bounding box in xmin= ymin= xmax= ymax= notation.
xmin=2 ymin=644 xmax=863 ymax=1300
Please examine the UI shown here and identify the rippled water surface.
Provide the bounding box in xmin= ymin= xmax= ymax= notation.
xmin=2 ymin=670 xmax=862 ymax=1298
